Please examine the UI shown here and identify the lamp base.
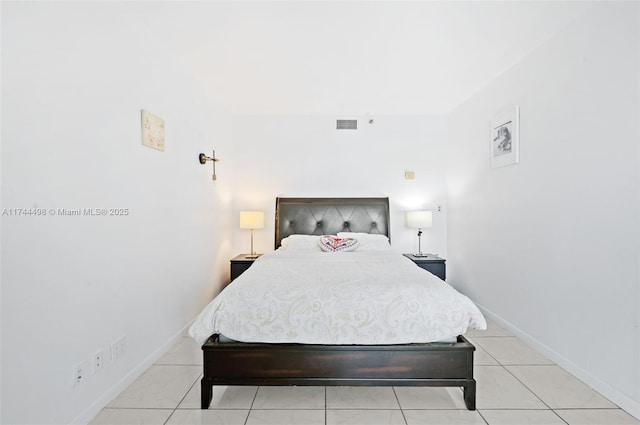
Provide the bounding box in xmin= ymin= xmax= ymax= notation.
xmin=412 ymin=253 xmax=430 ymax=257
xmin=245 ymin=254 xmax=260 ymax=259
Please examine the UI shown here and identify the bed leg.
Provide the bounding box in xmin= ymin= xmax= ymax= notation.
xmin=463 ymin=380 xmax=476 ymax=410
xmin=201 ymin=378 xmax=212 ymax=409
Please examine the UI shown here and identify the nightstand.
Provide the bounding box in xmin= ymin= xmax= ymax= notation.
xmin=230 ymin=254 xmax=262 ymax=282
xmin=403 ymin=254 xmax=446 ymax=280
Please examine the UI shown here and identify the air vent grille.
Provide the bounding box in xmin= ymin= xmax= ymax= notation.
xmin=336 ymin=119 xmax=357 ymax=130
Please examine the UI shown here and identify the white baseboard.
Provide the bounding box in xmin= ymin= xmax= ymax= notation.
xmin=70 ymin=321 xmax=194 ymax=425
xmin=477 ymin=305 xmax=640 ymax=421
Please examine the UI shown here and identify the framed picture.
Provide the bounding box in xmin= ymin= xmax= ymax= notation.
xmin=141 ymin=109 xmax=165 ymax=151
xmin=490 ymin=105 xmax=519 ymax=168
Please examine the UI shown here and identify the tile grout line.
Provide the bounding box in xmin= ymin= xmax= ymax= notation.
xmin=475 ymin=409 xmax=491 ymax=425
xmin=467 ymin=336 xmax=502 ymax=366
xmin=163 ymin=371 xmax=201 ymax=425
xmin=470 ymin=328 xmax=569 ymax=424
xmin=324 ymin=386 xmax=327 ymax=425
xmin=244 ymin=385 xmax=259 ymax=425
xmin=391 ymin=387 xmax=409 ymax=425
xmin=500 ymin=365 xmax=570 ymax=425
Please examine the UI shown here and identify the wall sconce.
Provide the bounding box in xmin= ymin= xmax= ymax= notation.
xmin=239 ymin=211 xmax=264 ymax=259
xmin=406 ymin=210 xmax=432 ymax=257
xmin=198 ymin=150 xmax=220 ymax=180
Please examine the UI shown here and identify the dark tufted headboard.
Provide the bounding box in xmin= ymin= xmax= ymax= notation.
xmin=274 ymin=197 xmax=390 ymax=249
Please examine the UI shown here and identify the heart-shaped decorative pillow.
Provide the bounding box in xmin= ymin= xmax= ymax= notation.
xmin=318 ymin=235 xmax=359 ymax=252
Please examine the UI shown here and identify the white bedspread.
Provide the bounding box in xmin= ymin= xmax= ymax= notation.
xmin=189 ymin=251 xmax=486 ymax=345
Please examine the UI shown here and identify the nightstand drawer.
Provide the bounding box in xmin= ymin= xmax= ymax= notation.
xmin=230 ymin=254 xmax=261 ymax=282
xmin=403 ymin=254 xmax=446 ymax=280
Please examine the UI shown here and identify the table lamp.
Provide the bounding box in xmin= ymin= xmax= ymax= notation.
xmin=407 ymin=210 xmax=432 ymax=257
xmin=240 ymin=211 xmax=264 ymax=259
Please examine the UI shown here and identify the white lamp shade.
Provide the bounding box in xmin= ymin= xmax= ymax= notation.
xmin=406 ymin=211 xmax=432 ymax=229
xmin=239 ymin=211 xmax=264 ymax=229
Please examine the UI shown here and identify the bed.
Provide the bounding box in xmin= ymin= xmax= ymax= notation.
xmin=191 ymin=197 xmax=484 ymax=410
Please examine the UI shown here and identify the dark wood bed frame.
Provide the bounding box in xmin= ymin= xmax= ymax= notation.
xmin=200 ymin=197 xmax=477 ymax=410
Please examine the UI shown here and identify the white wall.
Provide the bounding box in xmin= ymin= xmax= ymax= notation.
xmin=1 ymin=3 xmax=234 ymax=424
xmin=229 ymin=115 xmax=448 ymax=257
xmin=447 ymin=1 xmax=640 ymax=418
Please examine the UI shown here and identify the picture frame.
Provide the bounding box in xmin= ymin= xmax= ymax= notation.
xmin=490 ymin=105 xmax=519 ymax=168
xmin=141 ymin=109 xmax=165 ymax=151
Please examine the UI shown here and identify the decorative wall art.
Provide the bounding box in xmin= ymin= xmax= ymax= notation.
xmin=490 ymin=105 xmax=519 ymax=168
xmin=141 ymin=109 xmax=165 ymax=151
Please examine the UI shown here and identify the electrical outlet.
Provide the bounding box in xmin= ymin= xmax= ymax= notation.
xmin=404 ymin=170 xmax=415 ymax=180
xmin=93 ymin=349 xmax=105 ymax=373
xmin=72 ymin=360 xmax=90 ymax=388
xmin=111 ymin=336 xmax=127 ymax=363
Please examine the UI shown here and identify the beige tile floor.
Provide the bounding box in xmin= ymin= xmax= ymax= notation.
xmin=90 ymin=320 xmax=640 ymax=425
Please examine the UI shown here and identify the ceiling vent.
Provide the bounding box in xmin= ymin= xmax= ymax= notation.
xmin=336 ymin=119 xmax=357 ymax=130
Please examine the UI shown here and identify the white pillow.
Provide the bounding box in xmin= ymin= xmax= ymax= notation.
xmin=337 ymin=232 xmax=391 ymax=251
xmin=279 ymin=235 xmax=323 ymax=251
